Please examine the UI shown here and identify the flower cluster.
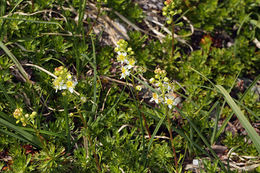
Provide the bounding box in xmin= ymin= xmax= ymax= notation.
xmin=114 ymin=39 xmax=136 ymax=79
xmin=13 ymin=108 xmax=37 ymax=126
xmin=53 ymin=66 xmax=78 ymax=93
xmin=162 ymin=0 xmax=182 ymax=24
xmin=149 ymin=68 xmax=179 ymax=109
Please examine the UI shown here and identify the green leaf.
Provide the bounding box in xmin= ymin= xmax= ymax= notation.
xmin=0 ymin=116 xmax=42 ymax=147
xmin=0 ymin=17 xmax=64 ymax=30
xmin=250 ymin=19 xmax=260 ymax=29
xmin=216 ymin=85 xmax=260 ymax=154
xmin=19 ymin=127 xmax=65 ymax=139
xmin=0 ymin=41 xmax=30 ymax=83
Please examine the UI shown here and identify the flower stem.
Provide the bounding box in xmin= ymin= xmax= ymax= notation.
xmin=75 ymin=103 xmax=101 ymax=172
xmin=131 ymin=75 xmax=151 ymax=138
xmin=30 ymin=123 xmax=50 ymax=157
xmin=171 ymin=21 xmax=175 ymax=58
xmin=166 ymin=107 xmax=178 ymax=170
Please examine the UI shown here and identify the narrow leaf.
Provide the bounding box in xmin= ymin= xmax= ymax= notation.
xmin=216 ymin=85 xmax=260 ymax=154
xmin=0 ymin=41 xmax=30 ymax=83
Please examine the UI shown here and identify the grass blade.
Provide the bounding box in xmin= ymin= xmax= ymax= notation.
xmin=90 ymin=35 xmax=98 ymax=113
xmin=0 ymin=117 xmax=41 ymax=147
xmin=0 ymin=82 xmax=16 ymax=110
xmin=141 ymin=108 xmax=211 ymax=157
xmin=147 ymin=113 xmax=166 ymax=152
xmin=20 ymin=127 xmax=65 ymax=139
xmin=0 ymin=17 xmax=64 ymax=30
xmin=0 ymin=41 xmax=30 ymax=83
xmin=8 ymin=0 xmax=23 ymax=15
xmin=103 ymin=86 xmax=126 ymax=118
xmin=0 ymin=128 xmax=31 ymax=143
xmin=216 ymin=74 xmax=260 ymax=139
xmin=216 ymin=85 xmax=260 ymax=154
xmin=210 ymin=102 xmax=220 ymax=145
xmin=176 ymin=107 xmax=227 ymax=171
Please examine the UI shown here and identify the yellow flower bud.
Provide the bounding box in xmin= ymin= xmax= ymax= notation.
xmin=163 ymin=77 xmax=169 ymax=82
xmin=80 ymin=97 xmax=87 ymax=103
xmin=30 ymin=112 xmax=37 ymax=119
xmin=135 ymin=85 xmax=142 ymax=91
xmin=149 ymin=78 xmax=155 ymax=83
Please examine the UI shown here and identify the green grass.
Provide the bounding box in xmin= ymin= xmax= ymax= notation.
xmin=0 ymin=0 xmax=259 ymax=172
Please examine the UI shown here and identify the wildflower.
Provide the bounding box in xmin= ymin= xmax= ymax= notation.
xmin=149 ymin=78 xmax=155 ymax=84
xmin=66 ymin=80 xmax=77 ymax=93
xmin=80 ymin=96 xmax=87 ymax=103
xmin=150 ymin=92 xmax=160 ymax=104
xmin=135 ymin=85 xmax=142 ymax=91
xmin=155 ymin=82 xmax=162 ymax=87
xmin=13 ymin=108 xmax=37 ymax=127
xmin=54 ymin=66 xmax=64 ymax=76
xmin=163 ymin=82 xmax=172 ymax=91
xmin=117 ymin=52 xmax=127 ymax=64
xmin=163 ymin=77 xmax=169 ymax=82
xmin=67 ymin=74 xmax=72 ymax=79
xmin=165 ymin=93 xmax=178 ymax=109
xmin=165 ymin=97 xmax=174 ymax=109
xmin=53 ymin=66 xmax=77 ymax=93
xmin=53 ymin=79 xmax=61 ymax=92
xmin=30 ymin=112 xmax=37 ymax=119
xmin=120 ymin=66 xmax=130 ymax=79
xmin=126 ymin=58 xmax=135 ymax=69
xmin=193 ymin=159 xmax=199 ymax=166
xmin=13 ymin=108 xmax=23 ymax=119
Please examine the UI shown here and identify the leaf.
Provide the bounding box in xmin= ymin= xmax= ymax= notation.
xmin=0 ymin=116 xmax=42 ymax=147
xmin=0 ymin=17 xmax=64 ymax=30
xmin=0 ymin=41 xmax=30 ymax=83
xmin=250 ymin=19 xmax=260 ymax=29
xmin=216 ymin=85 xmax=260 ymax=154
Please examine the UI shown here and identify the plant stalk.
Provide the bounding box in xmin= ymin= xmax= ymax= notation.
xmin=75 ymin=104 xmax=101 ymax=172
xmin=166 ymin=108 xmax=178 ymax=170
xmin=171 ymin=21 xmax=175 ymax=58
xmin=131 ymin=75 xmax=151 ymax=138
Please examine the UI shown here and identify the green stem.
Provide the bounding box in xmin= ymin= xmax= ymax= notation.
xmin=30 ymin=122 xmax=50 ymax=157
xmin=128 ymin=77 xmax=146 ymax=163
xmin=166 ymin=107 xmax=178 ymax=170
xmin=64 ymin=95 xmax=71 ymax=151
xmin=75 ymin=103 xmax=101 ymax=172
xmin=171 ymin=21 xmax=175 ymax=58
xmin=131 ymin=75 xmax=151 ymax=138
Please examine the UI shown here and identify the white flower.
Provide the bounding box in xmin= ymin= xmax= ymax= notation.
xmin=165 ymin=97 xmax=174 ymax=109
xmin=53 ymin=79 xmax=62 ymax=92
xmin=126 ymin=58 xmax=135 ymax=69
xmin=117 ymin=52 xmax=127 ymax=64
xmin=165 ymin=93 xmax=178 ymax=109
xmin=66 ymin=80 xmax=78 ymax=93
xmin=163 ymin=82 xmax=172 ymax=91
xmin=193 ymin=159 xmax=199 ymax=166
xmin=120 ymin=66 xmax=130 ymax=79
xmin=150 ymin=92 xmax=160 ymax=104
